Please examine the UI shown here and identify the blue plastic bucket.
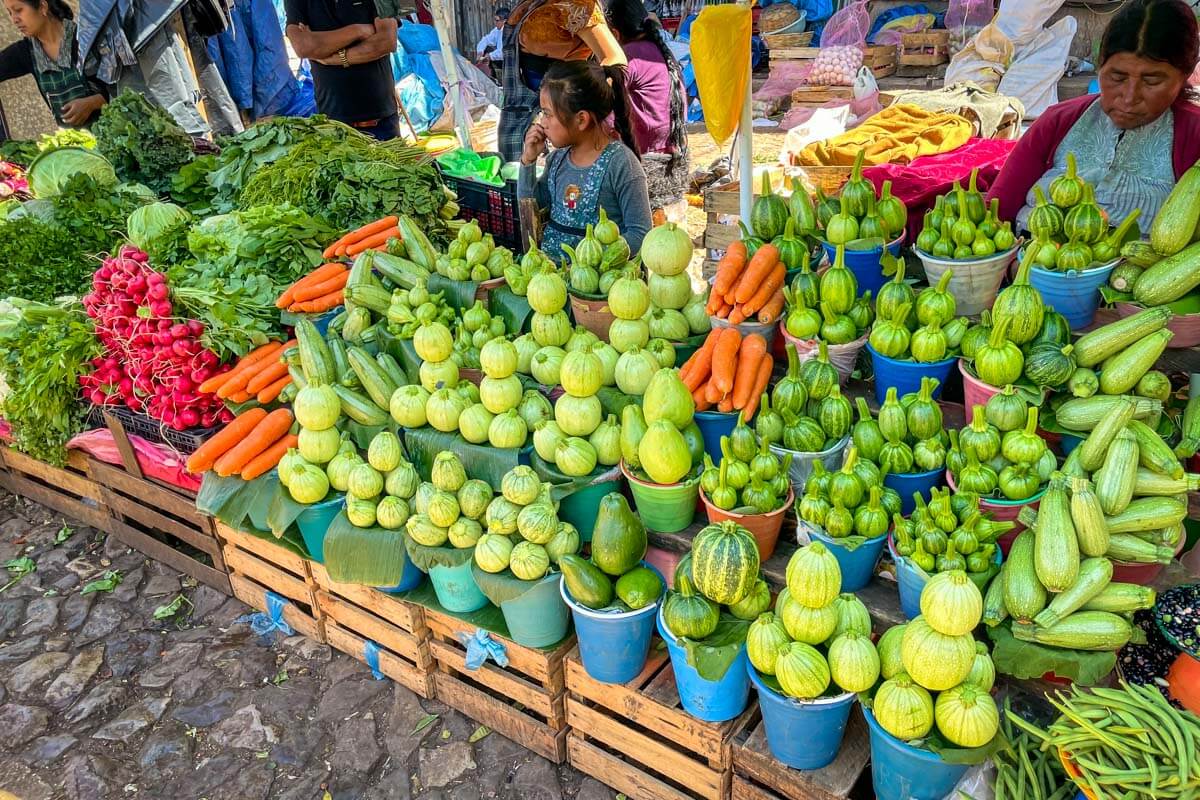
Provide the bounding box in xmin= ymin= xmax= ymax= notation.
xmin=866 ymin=344 xmax=956 ymax=406
xmin=658 ymin=608 xmax=751 ymax=722
xmin=821 ymin=235 xmax=905 ymax=297
xmin=558 ymin=478 xmax=621 ymax=543
xmin=561 ymin=564 xmax=663 ymax=684
xmin=889 ymin=535 xmax=1002 ymax=619
xmin=1030 ymin=262 xmax=1117 ymax=329
xmin=809 ymin=527 xmax=887 ymax=592
xmin=501 ymin=572 xmax=571 ymax=647
xmin=863 ymin=708 xmax=970 ymax=800
xmin=295 ymin=494 xmax=346 ymax=563
xmin=1061 ymin=432 xmax=1083 ymax=455
xmin=428 ymin=558 xmax=489 ymax=613
xmin=748 ymin=666 xmax=856 ymax=770
xmin=376 ymin=546 xmax=426 ymax=594
xmin=883 ymin=469 xmax=945 ymax=515
xmin=695 ymin=410 xmax=739 ymax=463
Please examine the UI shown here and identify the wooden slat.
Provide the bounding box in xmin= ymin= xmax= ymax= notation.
xmin=101 ymin=489 xmax=219 ymax=557
xmin=325 ymin=623 xmax=434 ymax=698
xmin=732 ymin=775 xmax=780 ymax=800
xmin=230 ymin=573 xmax=322 ymax=642
xmin=316 ymin=592 xmax=430 ymax=666
xmin=217 ymin=523 xmax=311 ymax=576
xmin=2 ymin=449 xmax=102 ymax=500
xmin=106 ymin=518 xmax=230 ymax=595
xmin=0 ymin=472 xmax=110 ymax=530
xmin=733 ymin=712 xmax=869 ymax=800
xmin=567 ymin=733 xmax=703 ymax=800
xmin=424 ymin=607 xmax=572 ymax=686
xmin=310 ymin=564 xmax=426 ymax=633
xmin=223 ymin=548 xmax=314 ymax=608
xmin=433 ymin=672 xmax=567 ymax=763
xmin=89 ymin=460 xmax=201 ymax=521
xmin=704 ymin=223 xmax=741 ymax=252
xmin=430 ymin=639 xmax=555 ymax=719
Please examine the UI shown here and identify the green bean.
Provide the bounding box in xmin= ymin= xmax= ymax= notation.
xmin=1128 ymin=683 xmax=1190 ymax=784
xmin=1050 ymin=699 xmax=1138 ymax=756
xmin=1020 ymin=744 xmax=1044 ymax=800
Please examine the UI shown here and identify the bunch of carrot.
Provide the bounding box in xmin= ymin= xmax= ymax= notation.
xmin=185 ymin=407 xmax=298 ymax=479
xmin=680 ymin=327 xmax=773 ymax=417
xmin=198 ymin=339 xmax=296 ymax=405
xmin=276 ymin=263 xmax=350 ymax=313
xmin=705 ymin=241 xmax=786 ymax=325
xmin=321 ymin=215 xmax=401 ymax=260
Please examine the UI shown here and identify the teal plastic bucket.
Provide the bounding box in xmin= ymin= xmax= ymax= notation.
xmin=658 ymin=608 xmax=751 ymax=722
xmin=883 ymin=468 xmax=945 ymax=515
xmin=296 ymin=494 xmax=346 ymax=563
xmin=863 ymin=708 xmax=970 ymax=800
xmin=558 ymin=478 xmax=620 ymax=543
xmin=500 ymin=572 xmax=571 ymax=647
xmin=748 ymin=666 xmax=856 ymax=770
xmin=694 ymin=410 xmax=739 ymax=463
xmin=428 ymin=559 xmax=489 ymax=612
xmin=866 ymin=344 xmax=955 ymax=406
xmin=820 ymin=234 xmax=905 ymax=296
xmin=1029 ymin=262 xmax=1117 ymax=328
xmin=809 ymin=527 xmax=886 ymax=592
xmin=561 ymin=565 xmax=662 ymax=684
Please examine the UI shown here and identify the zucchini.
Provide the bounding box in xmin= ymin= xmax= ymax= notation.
xmin=286 ymin=364 xmax=308 ymax=390
xmin=1175 ymin=394 xmax=1200 ymax=459
xmin=1098 ymin=329 xmax=1174 ymax=395
xmin=1072 ymin=307 xmax=1172 ymax=368
xmin=1054 ymin=395 xmax=1163 ymax=431
xmin=1003 ymin=530 xmax=1047 ymax=622
xmin=1127 ymin=419 xmax=1185 ymax=479
xmin=1108 ymin=262 xmax=1144 ymax=292
xmin=372 ymin=252 xmax=430 ymax=289
xmin=346 ymin=346 xmax=398 ymax=410
xmin=1104 ymin=496 xmax=1187 ymax=534
xmin=332 ymin=385 xmax=390 ymax=426
xmin=1094 ymin=429 xmax=1138 ymax=515
xmin=326 ymin=335 xmax=352 ymax=384
xmin=343 ymin=285 xmax=393 ymax=315
xmin=1133 ymin=240 xmax=1200 ymax=305
xmin=1068 ymin=477 xmax=1110 ymax=558
xmin=376 ymin=353 xmax=409 ymax=388
xmin=295 ymin=318 xmax=335 ymax=385
xmin=1131 ymin=468 xmax=1200 ymax=495
xmin=1032 ymin=476 xmax=1079 ymax=593
xmin=328 ymin=310 xmax=349 ymax=332
xmin=278 ymin=382 xmax=298 ymax=404
xmin=1080 ymin=582 xmax=1156 ymax=613
xmin=982 ymin=566 xmax=1008 ymax=627
xmin=1033 ymin=557 xmax=1113 ymax=629
xmin=1120 ymin=240 xmax=1161 ymax=268
xmin=398 ymin=215 xmax=438 ymax=271
xmin=1105 ymin=533 xmax=1174 ymax=563
xmin=342 ymin=307 xmax=372 ymax=343
xmin=1061 ymin=446 xmax=1087 ymax=479
xmin=1076 ymin=396 xmax=1135 ymax=471
xmin=281 ymin=345 xmax=300 ymax=367
xmin=345 ymin=250 xmax=374 ymax=296
xmin=1012 ymin=611 xmax=1135 ymax=651
xmin=1150 ymin=161 xmax=1200 ymax=257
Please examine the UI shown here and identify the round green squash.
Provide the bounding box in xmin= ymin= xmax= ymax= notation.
xmin=747 ymin=612 xmax=792 ymax=676
xmin=662 ymin=575 xmax=719 ymax=639
xmin=873 ymin=674 xmax=934 ymax=741
xmin=828 ymin=632 xmax=881 ymax=693
xmin=691 ymin=521 xmax=761 ymax=606
xmin=785 ymin=542 xmax=841 ymax=609
xmin=919 ymin=570 xmax=984 ymax=636
xmin=778 ymin=588 xmax=838 ymax=645
xmin=876 ymin=623 xmax=908 ymax=680
xmin=934 ymin=682 xmax=1000 ymax=747
xmin=775 ymin=642 xmax=831 ymax=700
xmin=900 ymin=616 xmax=976 ymax=691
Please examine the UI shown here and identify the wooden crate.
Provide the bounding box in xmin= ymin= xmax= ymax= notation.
xmin=310 ymin=563 xmax=435 ymax=698
xmin=565 ymin=646 xmax=756 ymax=800
xmin=899 ymin=31 xmax=950 ymax=67
xmin=0 ymin=448 xmax=109 ymax=530
xmin=216 ymin=523 xmax=324 ymax=642
xmin=89 ymin=459 xmax=229 ymax=595
xmin=425 ymin=605 xmax=575 ymax=763
xmin=731 ymin=708 xmax=870 ymax=800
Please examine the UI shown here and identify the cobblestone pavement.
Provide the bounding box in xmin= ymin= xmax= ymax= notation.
xmin=0 ymin=491 xmax=611 ymax=800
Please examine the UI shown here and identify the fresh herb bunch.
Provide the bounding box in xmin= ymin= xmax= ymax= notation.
xmin=0 ymin=299 xmax=100 ymax=465
xmin=0 ymin=140 xmax=40 ymax=167
xmin=93 ymin=90 xmax=194 ymax=195
xmin=0 ymin=216 xmax=91 ymax=300
xmin=169 ymin=154 xmax=217 ymax=213
xmin=54 ymin=173 xmax=150 ymax=252
xmin=38 ymin=128 xmax=96 ymax=153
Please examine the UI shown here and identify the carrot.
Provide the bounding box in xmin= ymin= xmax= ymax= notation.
xmin=276 ymin=262 xmax=346 ymax=307
xmin=683 ymin=336 xmax=716 ymax=392
xmin=341 ymin=215 xmax=399 ymax=246
xmin=733 ymin=244 xmax=780 ymax=305
xmin=228 ymin=391 xmax=255 ymax=403
xmin=291 ymin=270 xmax=349 ymax=302
xmin=216 ymin=352 xmax=277 ymax=398
xmin=731 ymin=334 xmax=767 ymax=410
xmin=240 ymin=433 xmax=300 ymax=480
xmin=213 ymin=408 xmax=295 ymax=478
xmin=742 ymin=355 xmax=774 ymax=420
xmin=693 ymin=383 xmax=713 ymax=412
xmin=718 ymin=395 xmax=734 ymax=412
xmin=706 ymin=378 xmax=724 ymax=404
xmin=185 ymin=407 xmax=269 ymax=473
xmin=716 ymin=301 xmax=732 ymax=319
xmin=711 ymin=327 xmax=741 ymax=394
xmin=347 ymin=227 xmax=401 ymax=256
xmin=757 ymin=288 xmax=786 ymax=324
xmin=743 ymin=263 xmax=787 ymax=317
xmin=712 ymin=241 xmax=748 ymax=298
xmin=256 ymin=374 xmax=292 ymax=404
xmin=290 ymin=290 xmax=344 ymax=313
xmin=197 ymin=366 xmax=237 ymax=396
xmin=245 ymin=360 xmax=290 ymax=395
xmin=207 ymin=341 xmax=285 ymax=393
xmin=705 ymin=289 xmax=723 ymax=315
xmin=728 ymin=306 xmax=747 ymax=325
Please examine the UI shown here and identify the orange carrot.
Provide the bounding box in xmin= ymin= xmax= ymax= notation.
xmin=743 ymin=263 xmax=786 ymax=316
xmin=731 ymin=334 xmax=767 ymax=409
xmin=716 ymin=301 xmax=732 ymax=319
xmin=705 ymin=288 xmax=724 ymax=315
xmin=256 ymin=375 xmax=292 ymax=404
xmin=711 ymin=327 xmax=741 ymax=394
xmin=185 ymin=408 xmax=269 ymax=473
xmin=346 ymin=227 xmax=401 ymax=256
xmin=712 ymin=241 xmax=748 ymax=298
xmin=693 ymin=382 xmax=713 ymax=412
xmin=276 ymin=263 xmax=346 ymax=308
xmin=706 ymin=378 xmax=724 ymax=404
xmin=245 ymin=360 xmax=289 ymax=395
xmin=683 ymin=333 xmax=719 ymax=390
xmin=213 ymin=408 xmax=295 ymax=478
xmin=239 ymin=434 xmax=299 ymax=480
xmin=728 ymin=305 xmax=748 ymax=325
xmin=197 ymin=366 xmax=237 ymax=396
xmin=290 ymin=290 xmax=344 ymax=313
xmin=733 ymin=244 xmax=780 ymax=305
xmin=228 ymin=391 xmax=255 ymax=403
xmin=718 ymin=394 xmax=734 ymax=412
xmin=292 ymin=270 xmax=349 ymax=302
xmin=341 ymin=215 xmax=399 ymax=246
xmin=757 ymin=288 xmax=786 ymax=324
xmin=205 ymin=341 xmax=284 ymax=394
xmin=742 ymin=355 xmax=774 ymax=420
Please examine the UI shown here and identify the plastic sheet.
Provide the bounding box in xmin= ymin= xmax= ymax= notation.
xmin=819 ymin=0 xmax=870 ymax=47
xmin=68 ymin=428 xmax=200 ymax=492
xmin=459 ymin=628 xmax=510 ymax=670
xmin=690 ymin=4 xmax=753 ymax=145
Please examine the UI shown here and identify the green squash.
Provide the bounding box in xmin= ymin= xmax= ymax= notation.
xmin=1024 ymin=342 xmax=1076 ymax=388
xmin=1063 ymin=183 xmax=1107 ymax=244
xmin=934 ymin=682 xmax=1000 ymax=748
xmin=615 ymin=566 xmax=664 ymax=610
xmin=407 ymin=513 xmax=449 ymax=547
xmin=590 ymin=493 xmax=648 ymax=576
xmin=750 ymin=171 xmax=789 ymax=241
xmin=510 ymin=541 xmax=550 ymax=581
xmin=474 ymin=532 xmax=514 ymax=573
xmin=747 ymin=612 xmax=792 ymax=675
xmin=638 ymin=420 xmax=692 ymax=484
xmin=900 ymin=616 xmax=975 ymax=691
xmin=785 ymin=541 xmax=841 ymax=608
xmin=376 ymin=496 xmax=410 ymax=530
xmin=828 ymin=632 xmax=881 ymax=693
xmin=346 ymin=498 xmax=377 ymax=528
xmin=545 ymin=522 xmax=581 ymax=565
xmin=662 ymin=574 xmax=719 ymax=639
xmin=991 ymin=250 xmax=1044 ymax=345
xmin=728 ymin=578 xmax=771 ymax=620
xmin=778 ymin=588 xmax=838 ymax=644
xmin=775 ymin=641 xmax=831 ymax=700
xmin=559 ymin=553 xmax=613 ymax=609
xmin=431 ymin=452 xmax=467 ymax=492
xmin=874 ymin=674 xmax=934 ymax=741
xmin=691 ymin=521 xmax=761 ymax=605
xmin=1027 ymin=185 xmax=1063 ymax=240
xmin=876 ymin=623 xmax=907 ymax=680
xmin=1049 ymin=152 xmax=1085 ymax=208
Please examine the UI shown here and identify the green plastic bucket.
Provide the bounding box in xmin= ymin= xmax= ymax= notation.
xmin=295 ymin=494 xmax=346 ymax=562
xmin=428 ymin=559 xmax=489 ymax=613
xmin=558 ymin=478 xmax=620 ymax=543
xmin=500 ymin=572 xmax=571 ymax=647
xmin=621 ymin=461 xmax=699 ymax=533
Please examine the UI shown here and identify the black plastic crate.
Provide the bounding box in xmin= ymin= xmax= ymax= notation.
xmin=441 ymin=171 xmax=523 ymax=252
xmin=87 ymin=405 xmax=217 ymax=455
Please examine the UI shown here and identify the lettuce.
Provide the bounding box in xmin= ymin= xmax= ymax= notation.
xmin=26 ymin=146 xmax=116 ymax=198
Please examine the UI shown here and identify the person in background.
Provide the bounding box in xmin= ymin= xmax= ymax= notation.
xmin=606 ymin=0 xmax=688 ymax=224
xmin=988 ymin=0 xmax=1200 ymax=232
xmin=520 ymin=60 xmax=651 ymax=258
xmin=284 ymin=0 xmax=399 ymax=139
xmin=476 ymin=8 xmax=507 ymax=81
xmin=499 ymin=0 xmax=627 ymax=162
xmin=0 ymin=0 xmax=106 ymax=127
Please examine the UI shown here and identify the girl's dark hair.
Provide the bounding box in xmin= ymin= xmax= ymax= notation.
xmin=605 ymin=0 xmax=689 ymax=163
xmin=542 ymin=60 xmax=640 ymax=155
xmin=17 ymin=0 xmax=74 ymax=20
xmin=1100 ymin=0 xmax=1198 ymax=78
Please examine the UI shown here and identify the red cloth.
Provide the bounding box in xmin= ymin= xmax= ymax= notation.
xmin=986 ymin=94 xmax=1200 ymax=223
xmin=68 ymin=429 xmax=201 ymax=493
xmin=862 ymin=137 xmax=1018 ymax=243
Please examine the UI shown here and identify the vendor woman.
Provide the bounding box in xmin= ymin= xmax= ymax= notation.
xmin=519 ymin=60 xmax=652 ymax=259
xmin=988 ymin=0 xmax=1200 ymax=232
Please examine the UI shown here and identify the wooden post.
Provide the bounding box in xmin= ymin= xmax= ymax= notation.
xmin=429 ymin=0 xmax=473 ymax=148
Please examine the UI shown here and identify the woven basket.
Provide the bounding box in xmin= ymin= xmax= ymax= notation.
xmin=569 ymin=292 xmax=615 ymax=342
xmin=760 ymin=3 xmax=801 ymax=34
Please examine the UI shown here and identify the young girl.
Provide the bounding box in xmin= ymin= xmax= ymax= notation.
xmin=518 ymin=60 xmax=652 ymax=259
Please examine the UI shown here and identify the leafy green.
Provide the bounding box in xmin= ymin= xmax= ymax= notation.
xmin=673 ymin=613 xmax=751 ymax=682
xmin=37 ymin=128 xmax=96 ymax=152
xmin=169 ymin=154 xmax=217 ymax=213
xmin=26 ymin=145 xmax=116 ymax=198
xmin=986 ymin=621 xmax=1116 ymax=686
xmin=93 ymin=90 xmax=194 ymax=195
xmin=0 ymin=140 xmax=40 ymax=166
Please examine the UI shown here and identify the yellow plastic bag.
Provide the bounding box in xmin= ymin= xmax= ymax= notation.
xmin=691 ymin=4 xmax=753 ymax=146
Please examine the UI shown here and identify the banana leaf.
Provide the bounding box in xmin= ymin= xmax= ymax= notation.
xmin=196 ymin=472 xmax=275 ymax=529
xmin=399 ymin=579 xmax=512 ymax=640
xmin=672 ymin=613 xmax=750 ymax=682
xmin=427 ymin=273 xmax=480 ymax=311
xmin=490 ymin=285 xmax=532 ymax=334
xmin=322 ymin=511 xmax=411 ymax=585
xmin=473 ymin=564 xmax=559 ymax=606
xmin=986 ymin=621 xmax=1116 ymax=686
xmin=404 ymin=427 xmax=530 ymax=491
xmin=266 ymin=481 xmax=345 ymax=539
xmin=529 ymin=454 xmax=621 ymax=502
xmin=404 ymin=536 xmax=474 ymax=572
xmin=377 ymin=326 xmax=421 ymax=379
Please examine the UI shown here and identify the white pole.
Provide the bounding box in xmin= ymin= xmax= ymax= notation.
xmin=430 ymin=0 xmax=473 ymax=148
xmin=737 ymin=23 xmax=753 ymax=221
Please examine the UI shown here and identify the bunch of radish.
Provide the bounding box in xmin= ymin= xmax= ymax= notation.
xmin=80 ymin=246 xmax=233 ymax=431
xmin=804 ymin=45 xmax=863 ymax=86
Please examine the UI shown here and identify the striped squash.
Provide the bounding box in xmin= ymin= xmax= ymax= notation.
xmin=691 ymin=521 xmax=760 ymax=605
xmin=785 ymin=541 xmax=842 ymax=609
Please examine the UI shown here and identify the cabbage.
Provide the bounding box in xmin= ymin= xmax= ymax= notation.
xmin=26 ymin=146 xmax=116 ymax=198
xmin=128 ymin=202 xmax=191 ymax=252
